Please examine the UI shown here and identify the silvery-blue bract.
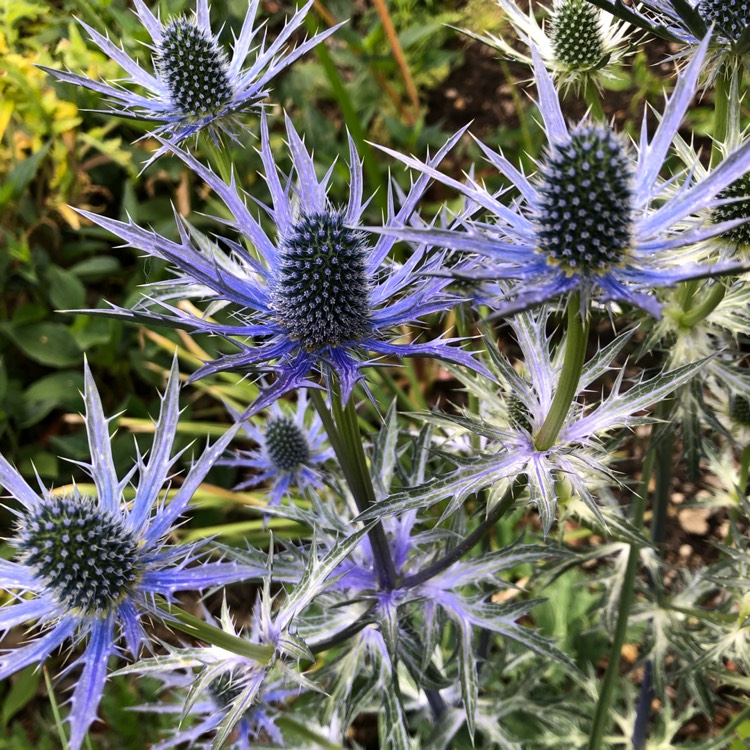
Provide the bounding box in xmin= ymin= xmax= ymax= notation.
xmin=76 ymin=113 xmax=486 ymax=413
xmin=0 ymin=360 xmax=261 ymax=750
xmin=374 ymin=36 xmax=750 ymax=318
xmin=41 ymin=0 xmax=341 ymax=158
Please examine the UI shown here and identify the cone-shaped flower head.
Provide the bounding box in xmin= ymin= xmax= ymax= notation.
xmin=0 ymin=359 xmax=261 ymax=750
xmin=375 ymin=36 xmax=750 ymax=318
xmin=220 ymin=391 xmax=333 ymax=506
xmin=535 ymin=124 xmax=634 ymax=274
xmin=457 ymin=0 xmax=632 ymax=91
xmin=40 ymin=0 xmax=342 ymax=157
xmin=596 ymin=0 xmax=750 ymax=78
xmin=550 ymin=0 xmax=605 ymax=69
xmin=77 ymin=113 xmax=485 ymax=413
xmin=697 ymin=0 xmax=750 ymax=43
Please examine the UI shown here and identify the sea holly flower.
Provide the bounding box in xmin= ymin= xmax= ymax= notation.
xmin=40 ymin=0 xmax=341 ymax=156
xmin=124 ymin=523 xmax=375 ymax=747
xmin=356 ymin=305 xmax=708 ymax=532
xmin=458 ymin=0 xmax=632 ymax=91
xmin=120 ymin=602 xmax=285 ymax=750
xmin=597 ymin=0 xmax=750 ymax=77
xmin=260 ymin=417 xmax=572 ymax=740
xmin=0 ymin=359 xmax=263 ymax=750
xmin=76 ymin=113 xmax=484 ymax=413
xmin=220 ymin=390 xmax=333 ymax=506
xmin=374 ymin=36 xmax=750 ymax=319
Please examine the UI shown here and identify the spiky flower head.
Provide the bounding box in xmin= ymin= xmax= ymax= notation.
xmin=595 ymin=0 xmax=750 ymax=79
xmin=456 ymin=0 xmax=632 ymax=91
xmin=0 ymin=359 xmax=262 ymax=750
xmin=550 ymin=0 xmax=606 ymax=69
xmin=16 ymin=492 xmax=141 ymax=615
xmin=697 ymin=0 xmax=750 ymax=43
xmin=536 ymin=124 xmax=634 ymax=275
xmin=220 ymin=391 xmax=333 ymax=507
xmin=156 ymin=17 xmax=234 ymax=117
xmin=377 ymin=38 xmax=750 ymax=318
xmin=273 ymin=212 xmax=371 ymax=351
xmin=76 ymin=113 xmax=485 ymax=413
xmin=40 ymin=0 xmax=342 ymax=161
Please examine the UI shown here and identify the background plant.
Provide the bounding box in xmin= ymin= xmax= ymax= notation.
xmin=1 ymin=0 xmax=749 ymax=748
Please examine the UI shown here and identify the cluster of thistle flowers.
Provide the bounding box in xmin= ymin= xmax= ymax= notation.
xmin=3 ymin=0 xmax=750 ymax=746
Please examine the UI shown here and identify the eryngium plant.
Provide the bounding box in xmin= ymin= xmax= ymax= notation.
xmin=75 ymin=114 xmax=486 ymax=412
xmin=0 ymin=360 xmax=260 ymax=750
xmin=41 ymin=0 xmax=340 ymax=155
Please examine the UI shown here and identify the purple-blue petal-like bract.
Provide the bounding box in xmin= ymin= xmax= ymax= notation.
xmin=0 ymin=358 xmax=261 ymax=750
xmin=77 ymin=113 xmax=487 ymax=413
xmin=39 ymin=0 xmax=342 ymax=160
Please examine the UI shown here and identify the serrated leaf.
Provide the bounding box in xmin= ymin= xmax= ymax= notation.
xmin=276 ymin=521 xmax=377 ymax=630
xmin=357 ymin=452 xmax=522 ymax=522
xmin=454 ymin=615 xmax=477 ymax=740
xmin=372 ymin=398 xmax=399 ymax=497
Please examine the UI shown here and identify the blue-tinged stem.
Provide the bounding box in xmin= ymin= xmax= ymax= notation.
xmin=534 ymin=292 xmax=589 ymax=452
xmin=401 ymin=479 xmax=523 ymax=589
xmin=310 ymin=387 xmax=398 ymax=590
xmin=587 ymin=399 xmax=663 ymax=750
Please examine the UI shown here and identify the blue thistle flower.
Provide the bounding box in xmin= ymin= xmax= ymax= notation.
xmin=0 ymin=359 xmax=262 ymax=750
xmin=76 ymin=113 xmax=485 ymax=413
xmin=596 ymin=0 xmax=750 ymax=77
xmin=460 ymin=0 xmax=633 ymax=92
xmin=40 ymin=0 xmax=341 ymax=157
xmin=220 ymin=390 xmax=333 ymax=506
xmin=374 ymin=37 xmax=750 ymax=318
xmin=355 ymin=304 xmax=709 ymax=532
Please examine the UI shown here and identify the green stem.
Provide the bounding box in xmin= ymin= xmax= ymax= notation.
xmin=712 ymin=65 xmax=731 ymax=164
xmin=677 ymin=282 xmax=726 ymax=329
xmin=201 ymin=133 xmax=234 ymax=186
xmin=310 ymin=388 xmax=398 ymax=589
xmin=587 ymin=412 xmax=660 ymax=749
xmin=650 ymin=401 xmax=676 ymax=556
xmin=157 ymin=602 xmax=274 ymax=662
xmin=582 ymin=79 xmax=606 ymax=122
xmin=534 ymin=292 xmax=589 ymax=451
